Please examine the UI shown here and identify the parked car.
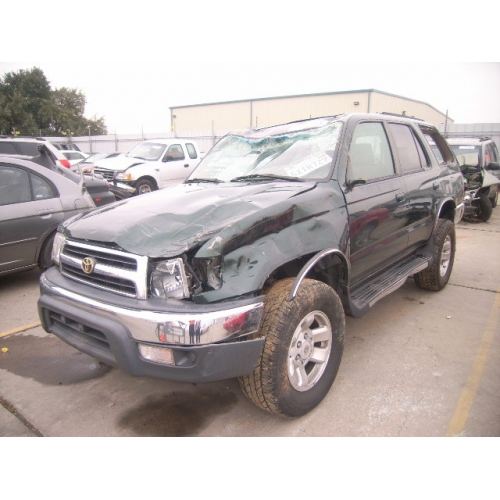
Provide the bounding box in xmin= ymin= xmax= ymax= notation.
xmin=0 ymin=156 xmax=98 ymax=277
xmin=0 ymin=142 xmax=116 ymax=207
xmin=61 ymin=150 xmax=88 ymax=166
xmin=50 ymin=142 xmax=82 ymax=152
xmin=38 ymin=113 xmax=464 ymax=417
xmin=93 ymin=139 xmax=202 ymax=194
xmin=76 ymin=153 xmax=121 ymax=173
xmin=0 ymin=136 xmax=72 ymax=168
xmin=446 ymin=136 xmax=500 ymax=209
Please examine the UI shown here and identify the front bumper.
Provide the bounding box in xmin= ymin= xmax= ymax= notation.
xmin=38 ymin=267 xmax=265 ymax=383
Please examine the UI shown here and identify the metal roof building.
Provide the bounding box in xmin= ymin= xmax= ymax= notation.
xmin=169 ymin=89 xmax=453 ymax=135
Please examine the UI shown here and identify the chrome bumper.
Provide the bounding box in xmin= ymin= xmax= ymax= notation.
xmin=39 ymin=269 xmax=264 ymax=347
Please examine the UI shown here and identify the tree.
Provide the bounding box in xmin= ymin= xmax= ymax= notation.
xmin=0 ymin=66 xmax=107 ymax=136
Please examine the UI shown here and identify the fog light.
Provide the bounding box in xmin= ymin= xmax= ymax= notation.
xmin=138 ymin=344 xmax=175 ymax=365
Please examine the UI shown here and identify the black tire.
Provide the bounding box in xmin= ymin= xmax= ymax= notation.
xmin=238 ymin=278 xmax=345 ymax=417
xmin=39 ymin=232 xmax=56 ymax=272
xmin=476 ymin=193 xmax=493 ymax=222
xmin=414 ymin=219 xmax=455 ymax=291
xmin=135 ymin=179 xmax=155 ymax=195
xmin=490 ymin=186 xmax=498 ymax=208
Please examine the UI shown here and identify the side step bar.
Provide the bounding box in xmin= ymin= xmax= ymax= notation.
xmin=348 ymin=256 xmax=431 ymax=318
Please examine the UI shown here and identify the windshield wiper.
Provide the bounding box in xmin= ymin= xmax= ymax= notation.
xmin=185 ymin=178 xmax=222 ymax=184
xmin=230 ymin=174 xmax=301 ymax=182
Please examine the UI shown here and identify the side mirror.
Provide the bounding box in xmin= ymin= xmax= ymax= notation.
xmin=486 ymin=162 xmax=500 ymax=171
xmin=162 ymin=155 xmax=174 ymax=163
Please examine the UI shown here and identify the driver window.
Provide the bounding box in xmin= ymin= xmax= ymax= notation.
xmin=164 ymin=144 xmax=185 ymax=161
xmin=348 ymin=122 xmax=395 ymax=181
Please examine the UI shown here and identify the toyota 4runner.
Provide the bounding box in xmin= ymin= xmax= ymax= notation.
xmin=38 ymin=113 xmax=465 ymax=417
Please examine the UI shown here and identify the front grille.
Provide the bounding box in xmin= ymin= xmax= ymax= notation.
xmin=93 ymin=168 xmax=115 ymax=181
xmin=60 ymin=240 xmax=149 ymax=298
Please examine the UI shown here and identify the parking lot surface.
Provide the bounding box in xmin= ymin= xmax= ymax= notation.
xmin=1 ymin=212 xmax=499 ymax=437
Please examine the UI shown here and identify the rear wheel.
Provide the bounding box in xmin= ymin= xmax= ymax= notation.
xmin=414 ymin=219 xmax=455 ymax=291
xmin=238 ymin=278 xmax=345 ymax=417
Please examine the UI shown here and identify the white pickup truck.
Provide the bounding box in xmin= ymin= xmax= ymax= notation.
xmin=93 ymin=139 xmax=202 ymax=195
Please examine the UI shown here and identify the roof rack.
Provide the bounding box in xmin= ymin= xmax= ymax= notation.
xmin=451 ymin=135 xmax=492 ymax=142
xmin=380 ymin=112 xmax=424 ymax=122
xmin=0 ymin=135 xmax=46 ymax=141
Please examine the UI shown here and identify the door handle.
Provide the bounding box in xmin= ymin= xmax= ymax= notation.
xmin=396 ymin=193 xmax=405 ymax=202
xmin=184 ymin=164 xmax=190 ymax=168
xmin=37 ymin=209 xmax=54 ymax=216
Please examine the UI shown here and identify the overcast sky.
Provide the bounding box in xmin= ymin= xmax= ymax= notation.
xmin=2 ymin=3 xmax=499 ymax=135
xmin=2 ymin=61 xmax=498 ymax=135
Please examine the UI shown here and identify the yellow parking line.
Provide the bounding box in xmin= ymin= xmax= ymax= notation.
xmin=0 ymin=322 xmax=41 ymax=338
xmin=446 ymin=291 xmax=500 ymax=437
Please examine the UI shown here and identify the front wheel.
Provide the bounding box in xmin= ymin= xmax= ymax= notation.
xmin=476 ymin=193 xmax=493 ymax=221
xmin=414 ymin=219 xmax=455 ymax=291
xmin=134 ymin=179 xmax=155 ymax=195
xmin=490 ymin=186 xmax=498 ymax=208
xmin=238 ymin=278 xmax=345 ymax=417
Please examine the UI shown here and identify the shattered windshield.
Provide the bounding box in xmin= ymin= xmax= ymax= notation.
xmin=190 ymin=121 xmax=342 ymax=182
xmin=128 ymin=142 xmax=166 ymax=161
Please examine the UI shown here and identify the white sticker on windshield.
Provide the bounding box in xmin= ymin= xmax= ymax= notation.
xmin=285 ymin=153 xmax=331 ymax=177
xmin=458 ymin=146 xmax=475 ymax=149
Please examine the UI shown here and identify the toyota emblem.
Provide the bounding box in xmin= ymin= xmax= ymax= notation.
xmin=81 ymin=257 xmax=96 ymax=275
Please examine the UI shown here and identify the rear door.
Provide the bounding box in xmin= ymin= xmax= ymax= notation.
xmin=386 ymin=122 xmax=436 ymax=251
xmin=0 ymin=163 xmax=64 ymax=273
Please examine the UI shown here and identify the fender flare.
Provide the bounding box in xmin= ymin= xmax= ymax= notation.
xmin=286 ymin=248 xmax=349 ymax=302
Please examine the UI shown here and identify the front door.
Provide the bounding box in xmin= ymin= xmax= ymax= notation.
xmin=343 ymin=121 xmax=409 ymax=284
xmin=159 ymin=144 xmax=198 ymax=188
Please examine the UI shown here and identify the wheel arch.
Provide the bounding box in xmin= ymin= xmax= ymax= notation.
xmin=134 ymin=175 xmax=159 ymax=190
xmin=282 ymin=248 xmax=349 ymax=303
xmin=436 ymin=198 xmax=457 ymax=223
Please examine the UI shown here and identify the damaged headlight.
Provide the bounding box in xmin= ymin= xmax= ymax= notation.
xmin=150 ymin=258 xmax=190 ymax=299
xmin=52 ymin=232 xmax=66 ymax=266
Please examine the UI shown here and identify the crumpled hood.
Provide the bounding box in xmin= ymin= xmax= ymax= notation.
xmin=94 ymin=155 xmax=147 ymax=172
xmin=63 ymin=181 xmax=322 ymax=258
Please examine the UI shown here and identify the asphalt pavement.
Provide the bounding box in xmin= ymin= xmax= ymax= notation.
xmin=1 ymin=210 xmax=499 ymax=437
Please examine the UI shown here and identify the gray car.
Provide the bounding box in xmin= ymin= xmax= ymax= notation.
xmin=0 ymin=156 xmax=96 ymax=277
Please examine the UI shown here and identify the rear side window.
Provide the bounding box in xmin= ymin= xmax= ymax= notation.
xmin=186 ymin=143 xmax=198 ymax=159
xmin=0 ymin=142 xmax=19 ymax=154
xmin=485 ymin=142 xmax=498 ymax=164
xmin=31 ymin=173 xmax=55 ymax=200
xmin=389 ymin=123 xmax=428 ymax=172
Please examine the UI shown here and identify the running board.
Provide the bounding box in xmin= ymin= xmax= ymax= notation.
xmin=348 ymin=256 xmax=431 ymax=317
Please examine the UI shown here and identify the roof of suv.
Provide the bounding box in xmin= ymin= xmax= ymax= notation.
xmin=0 ymin=136 xmax=71 ymax=168
xmin=446 ymin=136 xmax=493 ymax=145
